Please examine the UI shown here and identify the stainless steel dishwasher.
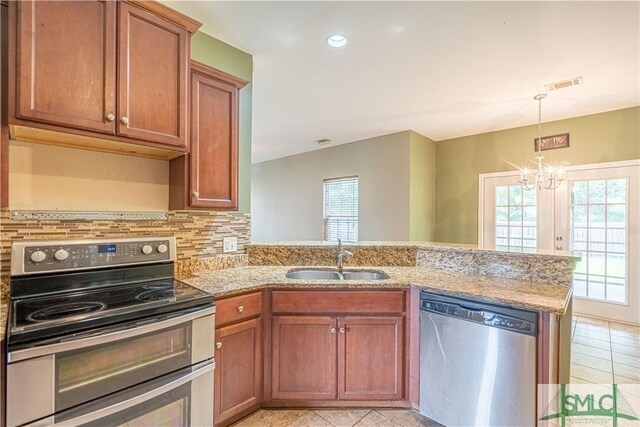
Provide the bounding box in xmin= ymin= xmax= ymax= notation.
xmin=419 ymin=291 xmax=537 ymax=427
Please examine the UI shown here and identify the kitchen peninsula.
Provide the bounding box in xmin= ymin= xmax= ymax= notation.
xmin=182 ymin=241 xmax=575 ymax=426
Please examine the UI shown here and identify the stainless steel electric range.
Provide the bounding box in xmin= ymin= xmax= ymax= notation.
xmin=6 ymin=237 xmax=215 ymax=427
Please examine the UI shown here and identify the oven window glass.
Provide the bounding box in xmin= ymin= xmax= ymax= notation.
xmin=81 ymin=383 xmax=190 ymax=427
xmin=56 ymin=324 xmax=192 ymax=412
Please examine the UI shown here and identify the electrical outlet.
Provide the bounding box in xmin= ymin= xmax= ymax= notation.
xmin=223 ymin=236 xmax=238 ymax=253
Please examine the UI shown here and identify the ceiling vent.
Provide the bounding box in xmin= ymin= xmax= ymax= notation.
xmin=545 ymin=77 xmax=583 ymax=91
xmin=315 ymin=138 xmax=332 ymax=146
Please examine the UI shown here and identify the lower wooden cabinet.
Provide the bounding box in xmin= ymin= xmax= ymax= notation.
xmin=214 ymin=289 xmax=409 ymax=419
xmin=339 ymin=316 xmax=404 ymax=400
xmin=271 ymin=315 xmax=404 ymax=402
xmin=215 ymin=317 xmax=262 ymax=426
xmin=271 ymin=316 xmax=338 ymax=400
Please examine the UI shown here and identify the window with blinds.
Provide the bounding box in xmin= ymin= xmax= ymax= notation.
xmin=323 ymin=176 xmax=358 ymax=242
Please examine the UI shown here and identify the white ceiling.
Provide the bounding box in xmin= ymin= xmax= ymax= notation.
xmin=165 ymin=1 xmax=640 ymax=163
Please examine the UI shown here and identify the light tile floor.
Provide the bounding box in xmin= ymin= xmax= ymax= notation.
xmin=233 ymin=315 xmax=639 ymax=427
xmin=232 ymin=409 xmax=441 ymax=427
xmin=570 ymin=315 xmax=640 ymax=385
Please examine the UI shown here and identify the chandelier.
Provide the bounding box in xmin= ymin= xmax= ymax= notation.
xmin=519 ymin=94 xmax=564 ymax=191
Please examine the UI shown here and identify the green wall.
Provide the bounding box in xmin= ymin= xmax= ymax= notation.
xmin=190 ymin=32 xmax=253 ymax=213
xmin=409 ymin=132 xmax=436 ymax=241
xmin=436 ymin=106 xmax=640 ymax=244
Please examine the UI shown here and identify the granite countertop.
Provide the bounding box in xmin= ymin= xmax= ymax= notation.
xmin=248 ymin=241 xmax=577 ymax=259
xmin=1 ymin=282 xmax=8 ymax=342
xmin=183 ymin=265 xmax=573 ymax=315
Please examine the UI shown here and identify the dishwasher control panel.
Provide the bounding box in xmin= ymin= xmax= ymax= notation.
xmin=420 ymin=293 xmax=537 ymax=336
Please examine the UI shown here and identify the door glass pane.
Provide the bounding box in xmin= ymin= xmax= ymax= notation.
xmin=570 ymin=179 xmax=628 ymax=304
xmin=495 ymin=185 xmax=536 ymax=252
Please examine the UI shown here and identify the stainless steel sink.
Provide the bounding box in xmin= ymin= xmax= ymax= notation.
xmin=341 ymin=271 xmax=389 ymax=280
xmin=285 ymin=269 xmax=389 ymax=280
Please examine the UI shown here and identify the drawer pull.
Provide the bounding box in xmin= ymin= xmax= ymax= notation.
xmin=237 ymin=305 xmax=244 ymax=313
xmin=216 ymin=342 xmax=222 ymax=349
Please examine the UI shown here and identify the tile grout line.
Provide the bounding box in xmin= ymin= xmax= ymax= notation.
xmin=286 ymin=410 xmax=311 ymax=427
xmin=608 ymin=320 xmax=617 ymax=384
xmin=312 ymin=409 xmax=372 ymax=427
xmin=571 ymin=360 xmax=613 ymax=375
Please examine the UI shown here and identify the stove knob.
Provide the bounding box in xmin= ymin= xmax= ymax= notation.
xmin=30 ymin=251 xmax=47 ymax=263
xmin=54 ymin=249 xmax=69 ymax=261
xmin=141 ymin=245 xmax=153 ymax=255
xmin=157 ymin=244 xmax=168 ymax=254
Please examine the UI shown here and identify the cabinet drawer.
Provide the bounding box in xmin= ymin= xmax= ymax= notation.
xmin=271 ymin=290 xmax=405 ymax=315
xmin=216 ymin=292 xmax=262 ymax=327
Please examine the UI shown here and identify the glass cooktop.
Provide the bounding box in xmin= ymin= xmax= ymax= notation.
xmin=9 ymin=279 xmax=212 ymax=348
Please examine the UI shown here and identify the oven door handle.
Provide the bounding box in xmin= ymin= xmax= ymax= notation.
xmin=8 ymin=305 xmax=215 ymax=363
xmin=26 ymin=360 xmax=215 ymax=427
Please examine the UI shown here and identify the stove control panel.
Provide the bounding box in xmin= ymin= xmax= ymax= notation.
xmin=11 ymin=237 xmax=176 ymax=276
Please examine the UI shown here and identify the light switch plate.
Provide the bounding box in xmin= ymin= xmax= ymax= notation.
xmin=223 ymin=236 xmax=238 ymax=253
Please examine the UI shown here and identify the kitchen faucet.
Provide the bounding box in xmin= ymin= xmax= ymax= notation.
xmin=336 ymin=239 xmax=353 ymax=273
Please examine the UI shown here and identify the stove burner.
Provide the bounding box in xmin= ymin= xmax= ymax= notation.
xmin=136 ymin=289 xmax=182 ymax=302
xmin=142 ymin=282 xmax=174 ymax=290
xmin=26 ymin=302 xmax=108 ymax=323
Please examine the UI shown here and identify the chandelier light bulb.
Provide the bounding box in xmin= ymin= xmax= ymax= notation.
xmin=518 ymin=94 xmax=565 ymax=191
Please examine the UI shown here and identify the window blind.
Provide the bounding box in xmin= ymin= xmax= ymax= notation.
xmin=323 ymin=176 xmax=358 ymax=242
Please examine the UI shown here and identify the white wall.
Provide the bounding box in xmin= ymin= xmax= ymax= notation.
xmin=251 ymin=131 xmax=412 ymax=242
xmin=9 ymin=141 xmax=169 ymax=211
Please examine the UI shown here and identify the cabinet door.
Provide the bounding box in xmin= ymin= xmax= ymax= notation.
xmin=338 ymin=316 xmax=404 ymax=400
xmin=118 ymin=2 xmax=187 ymax=147
xmin=271 ymin=316 xmax=337 ymax=400
xmin=215 ymin=318 xmax=262 ymax=426
xmin=189 ymin=65 xmax=239 ymax=209
xmin=16 ymin=0 xmax=116 ymax=133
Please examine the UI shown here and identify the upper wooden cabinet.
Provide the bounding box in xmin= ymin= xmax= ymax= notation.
xmin=15 ymin=0 xmax=117 ymax=134
xmin=170 ymin=61 xmax=247 ymax=210
xmin=9 ymin=0 xmax=200 ymax=157
xmin=117 ymin=2 xmax=187 ymax=147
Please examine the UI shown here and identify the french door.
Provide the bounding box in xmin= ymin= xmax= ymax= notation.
xmin=480 ymin=161 xmax=639 ymax=325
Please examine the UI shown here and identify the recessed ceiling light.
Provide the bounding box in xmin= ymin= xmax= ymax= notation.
xmin=326 ymin=34 xmax=347 ymax=48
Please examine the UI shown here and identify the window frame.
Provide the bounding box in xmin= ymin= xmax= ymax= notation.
xmin=323 ymin=175 xmax=359 ymax=243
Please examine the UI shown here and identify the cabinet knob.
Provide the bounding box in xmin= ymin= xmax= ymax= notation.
xmin=237 ymin=305 xmax=244 ymax=313
xmin=330 ymin=327 xmax=336 ymax=334
xmin=120 ymin=116 xmax=129 ymax=124
xmin=556 ymin=245 xmax=563 ymax=250
xmin=192 ymin=191 xmax=199 ymax=198
xmin=216 ymin=342 xmax=222 ymax=349
xmin=105 ymin=113 xmax=115 ymax=121
xmin=339 ymin=327 xmax=345 ymax=334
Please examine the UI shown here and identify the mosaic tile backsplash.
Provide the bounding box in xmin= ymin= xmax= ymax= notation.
xmin=0 ymin=209 xmax=250 ymax=280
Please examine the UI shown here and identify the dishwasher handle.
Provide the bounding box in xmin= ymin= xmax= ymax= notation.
xmin=420 ymin=295 xmax=537 ymax=337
